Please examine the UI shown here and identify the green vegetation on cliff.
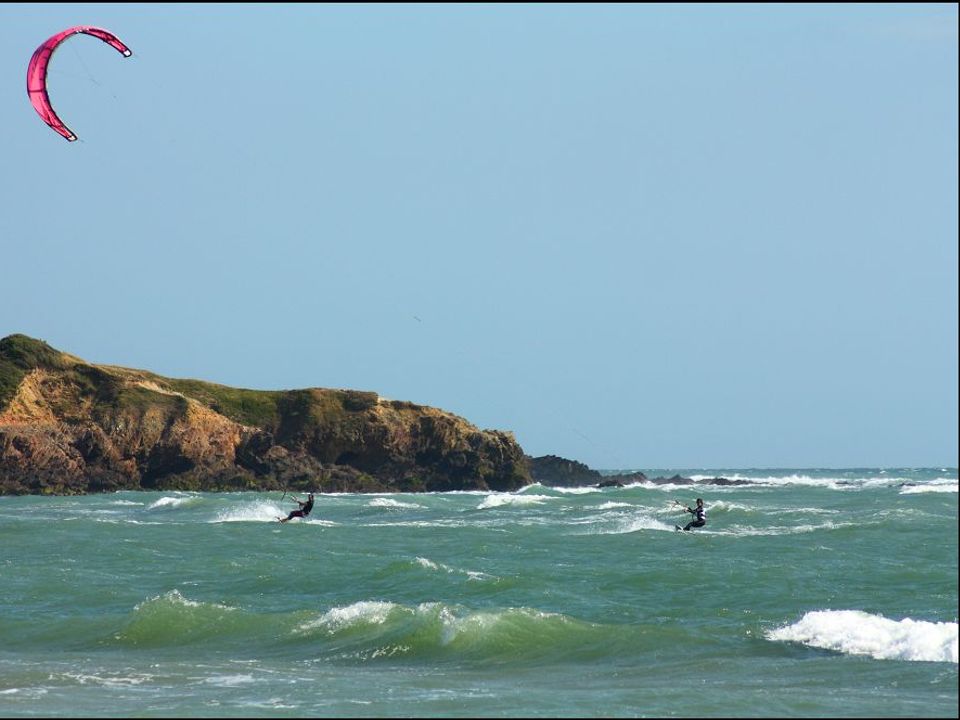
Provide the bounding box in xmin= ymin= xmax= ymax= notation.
xmin=164 ymin=378 xmax=283 ymax=428
xmin=0 ymin=334 xmax=69 ymax=410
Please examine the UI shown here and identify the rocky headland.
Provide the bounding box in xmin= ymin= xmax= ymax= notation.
xmin=0 ymin=334 xmax=531 ymax=495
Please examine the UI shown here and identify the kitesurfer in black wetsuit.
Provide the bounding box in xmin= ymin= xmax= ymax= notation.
xmin=676 ymin=497 xmax=706 ymax=531
xmin=279 ymin=493 xmax=314 ymax=523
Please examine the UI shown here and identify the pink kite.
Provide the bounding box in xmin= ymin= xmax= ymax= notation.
xmin=26 ymin=26 xmax=131 ymax=141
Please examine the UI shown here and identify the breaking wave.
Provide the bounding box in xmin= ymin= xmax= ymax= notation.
xmin=766 ymin=610 xmax=958 ymax=663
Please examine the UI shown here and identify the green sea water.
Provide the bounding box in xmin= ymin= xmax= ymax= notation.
xmin=0 ymin=469 xmax=956 ymax=718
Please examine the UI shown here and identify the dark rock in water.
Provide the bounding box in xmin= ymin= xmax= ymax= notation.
xmin=0 ymin=334 xmax=531 ymax=495
xmin=595 ymin=479 xmax=625 ymax=488
xmin=611 ymin=471 xmax=648 ymax=484
xmin=527 ymin=454 xmax=602 ymax=487
xmin=708 ymin=477 xmax=751 ymax=486
xmin=527 ymin=454 xmax=649 ymax=488
xmin=639 ymin=474 xmax=753 ymax=486
xmin=645 ymin=474 xmax=694 ymax=485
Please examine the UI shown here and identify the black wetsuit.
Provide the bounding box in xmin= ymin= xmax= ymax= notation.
xmin=284 ymin=497 xmax=314 ymax=521
xmin=683 ymin=504 xmax=706 ymax=531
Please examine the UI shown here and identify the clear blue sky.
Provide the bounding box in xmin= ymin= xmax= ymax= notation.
xmin=2 ymin=4 xmax=957 ymax=469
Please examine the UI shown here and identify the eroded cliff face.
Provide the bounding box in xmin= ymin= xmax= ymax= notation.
xmin=0 ymin=335 xmax=530 ymax=495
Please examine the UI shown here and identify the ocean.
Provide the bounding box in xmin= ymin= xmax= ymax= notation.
xmin=0 ymin=468 xmax=956 ymax=718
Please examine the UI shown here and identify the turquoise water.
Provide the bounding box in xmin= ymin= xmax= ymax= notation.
xmin=1 ymin=469 xmax=956 ymax=718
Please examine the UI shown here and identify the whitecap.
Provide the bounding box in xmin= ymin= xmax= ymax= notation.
xmin=414 ymin=556 xmax=497 ymax=581
xmin=477 ymin=494 xmax=554 ymax=510
xmin=148 ymin=496 xmax=197 ymax=510
xmin=545 ymin=486 xmax=602 ymax=495
xmin=900 ymin=479 xmax=958 ymax=495
xmin=368 ymin=498 xmax=423 ymax=509
xmin=767 ymin=610 xmax=958 ymax=663
xmin=298 ymin=600 xmax=398 ymax=634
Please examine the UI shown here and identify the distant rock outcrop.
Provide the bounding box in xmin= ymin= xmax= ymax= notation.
xmin=526 ymin=454 xmax=602 ymax=486
xmin=526 ymin=454 xmax=648 ymax=488
xmin=525 ymin=452 xmax=743 ymax=489
xmin=0 ymin=334 xmax=531 ymax=495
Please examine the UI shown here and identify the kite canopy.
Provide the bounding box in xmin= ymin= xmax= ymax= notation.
xmin=26 ymin=26 xmax=131 ymax=142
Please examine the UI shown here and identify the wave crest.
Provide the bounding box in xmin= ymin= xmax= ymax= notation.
xmin=477 ymin=494 xmax=554 ymax=510
xmin=294 ymin=600 xmax=636 ymax=663
xmin=767 ymin=609 xmax=958 ymax=663
xmin=117 ymin=590 xmax=245 ymax=646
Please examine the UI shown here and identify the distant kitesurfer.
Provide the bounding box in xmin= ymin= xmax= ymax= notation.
xmin=279 ymin=492 xmax=315 ymax=523
xmin=675 ymin=497 xmax=706 ymax=531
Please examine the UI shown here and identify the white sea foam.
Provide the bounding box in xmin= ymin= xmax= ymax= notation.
xmin=515 ymin=483 xmax=546 ymax=493
xmin=465 ymin=571 xmax=494 ymax=582
xmin=61 ymin=672 xmax=155 ymax=687
xmin=686 ymin=473 xmax=906 ymax=491
xmin=203 ymin=674 xmax=256 ymax=687
xmin=699 ymin=500 xmax=755 ymax=513
xmin=298 ymin=601 xmax=398 ymax=634
xmin=368 ymin=498 xmax=423 ymax=509
xmin=583 ymin=518 xmax=853 ymax=537
xmin=422 ymin=489 xmax=491 ymax=496
xmin=477 ymin=494 xmax=554 ymax=510
xmin=415 ymin=556 xmax=497 ymax=581
xmin=636 ymin=481 xmax=699 ymax=493
xmin=900 ymin=479 xmax=958 ymax=495
xmin=212 ymin=501 xmax=285 ymax=523
xmin=703 ymin=501 xmax=840 ymax=517
xmin=416 ymin=557 xmax=440 ymax=570
xmin=587 ymin=514 xmax=676 ymax=534
xmin=148 ymin=496 xmax=197 ymax=510
xmin=544 ymin=486 xmax=601 ymax=495
xmin=767 ymin=610 xmax=958 ymax=663
xmin=361 ymin=520 xmax=453 ymax=528
xmin=0 ymin=687 xmax=48 ymax=698
xmin=240 ymin=699 xmax=298 ymax=710
xmin=711 ymin=521 xmax=854 ymax=536
xmin=136 ymin=589 xmax=235 ymax=612
xmin=597 ymin=501 xmax=633 ymax=510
